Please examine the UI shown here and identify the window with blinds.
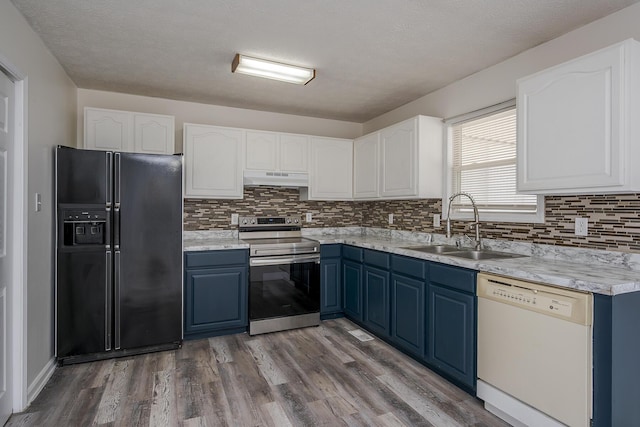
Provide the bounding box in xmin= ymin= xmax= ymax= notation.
xmin=450 ymin=107 xmax=540 ymax=217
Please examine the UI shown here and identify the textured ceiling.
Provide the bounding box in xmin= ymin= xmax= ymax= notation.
xmin=10 ymin=0 xmax=640 ymax=122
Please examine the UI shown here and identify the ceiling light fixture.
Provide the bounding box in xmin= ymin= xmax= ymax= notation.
xmin=232 ymin=54 xmax=315 ymax=85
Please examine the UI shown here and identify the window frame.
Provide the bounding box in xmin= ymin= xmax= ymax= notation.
xmin=443 ymin=100 xmax=545 ymax=224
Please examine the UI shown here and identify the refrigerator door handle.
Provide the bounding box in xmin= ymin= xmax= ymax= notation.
xmin=105 ymin=208 xmax=111 ymax=250
xmin=106 ymin=152 xmax=113 ymax=208
xmin=105 ymin=251 xmax=112 ymax=351
xmin=114 ymin=153 xmax=121 ymax=208
xmin=114 ymin=250 xmax=121 ymax=350
xmin=113 ymin=207 xmax=120 ymax=250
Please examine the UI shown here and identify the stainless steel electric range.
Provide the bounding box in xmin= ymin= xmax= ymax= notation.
xmin=239 ymin=216 xmax=321 ymax=335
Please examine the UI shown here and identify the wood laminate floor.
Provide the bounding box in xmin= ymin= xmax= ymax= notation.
xmin=7 ymin=318 xmax=508 ymax=426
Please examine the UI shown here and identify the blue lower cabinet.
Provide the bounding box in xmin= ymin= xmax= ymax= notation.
xmin=342 ymin=259 xmax=363 ymax=321
xmin=363 ymin=265 xmax=390 ymax=337
xmin=427 ymin=281 xmax=476 ymax=391
xmin=320 ymin=245 xmax=342 ymax=317
xmin=184 ymin=250 xmax=248 ymax=339
xmin=390 ymin=273 xmax=425 ymax=357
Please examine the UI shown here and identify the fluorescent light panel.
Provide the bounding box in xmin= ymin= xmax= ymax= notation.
xmin=232 ymin=54 xmax=315 ymax=85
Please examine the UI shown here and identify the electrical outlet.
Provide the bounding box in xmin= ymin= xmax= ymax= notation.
xmin=388 ymin=213 xmax=394 ymax=224
xmin=306 ymin=212 xmax=313 ymax=222
xmin=575 ymin=217 xmax=588 ymax=236
xmin=231 ymin=213 xmax=239 ymax=225
xmin=433 ymin=213 xmax=441 ymax=228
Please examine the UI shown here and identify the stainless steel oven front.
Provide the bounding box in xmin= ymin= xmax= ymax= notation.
xmin=240 ymin=216 xmax=321 ymax=335
xmin=248 ymin=253 xmax=320 ymax=335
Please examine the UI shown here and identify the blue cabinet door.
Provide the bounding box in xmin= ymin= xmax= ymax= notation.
xmin=391 ymin=273 xmax=425 ymax=357
xmin=363 ymin=265 xmax=390 ymax=337
xmin=320 ymin=257 xmax=342 ymax=315
xmin=184 ymin=266 xmax=248 ymax=337
xmin=343 ymin=259 xmax=363 ymax=321
xmin=427 ymin=283 xmax=475 ymax=389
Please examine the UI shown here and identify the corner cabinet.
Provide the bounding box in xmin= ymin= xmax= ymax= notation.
xmin=320 ymin=245 xmax=342 ymax=318
xmin=352 ymin=115 xmax=443 ymax=200
xmin=353 ymin=132 xmax=380 ymax=199
xmin=84 ymin=107 xmax=175 ymax=154
xmin=183 ymin=123 xmax=244 ymax=199
xmin=517 ymin=39 xmax=640 ymax=194
xmin=303 ymin=137 xmax=353 ymax=200
xmin=184 ymin=250 xmax=248 ymax=339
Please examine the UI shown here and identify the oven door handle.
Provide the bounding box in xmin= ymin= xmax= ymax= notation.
xmin=250 ymin=255 xmax=320 ymax=266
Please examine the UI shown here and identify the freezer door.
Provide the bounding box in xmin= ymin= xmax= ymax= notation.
xmin=56 ymin=248 xmax=109 ymax=357
xmin=56 ymin=146 xmax=111 ymax=205
xmin=115 ymin=153 xmax=182 ymax=349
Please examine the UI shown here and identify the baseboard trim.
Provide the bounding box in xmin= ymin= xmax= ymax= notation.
xmin=27 ymin=357 xmax=56 ymax=405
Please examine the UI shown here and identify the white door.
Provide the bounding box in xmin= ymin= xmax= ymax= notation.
xmin=0 ymin=71 xmax=15 ymax=424
xmin=279 ymin=134 xmax=308 ymax=173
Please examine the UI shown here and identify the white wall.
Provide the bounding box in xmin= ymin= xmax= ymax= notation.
xmin=77 ymin=89 xmax=363 ymax=151
xmin=0 ymin=0 xmax=76 ymax=396
xmin=364 ymin=2 xmax=640 ymax=133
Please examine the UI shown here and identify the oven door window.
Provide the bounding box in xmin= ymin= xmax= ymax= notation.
xmin=249 ymin=261 xmax=320 ymax=321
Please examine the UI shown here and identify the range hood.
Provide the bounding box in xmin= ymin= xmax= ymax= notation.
xmin=243 ymin=170 xmax=309 ymax=188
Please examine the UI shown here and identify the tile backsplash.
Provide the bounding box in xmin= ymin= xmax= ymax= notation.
xmin=184 ymin=187 xmax=640 ymax=253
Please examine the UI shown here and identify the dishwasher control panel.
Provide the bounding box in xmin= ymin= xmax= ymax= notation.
xmin=477 ymin=273 xmax=592 ymax=325
xmin=488 ymin=284 xmax=573 ymax=317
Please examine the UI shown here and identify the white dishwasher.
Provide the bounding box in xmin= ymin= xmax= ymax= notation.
xmin=477 ymin=273 xmax=593 ymax=427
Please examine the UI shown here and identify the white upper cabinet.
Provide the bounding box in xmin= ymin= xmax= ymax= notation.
xmin=305 ymin=137 xmax=353 ymax=200
xmin=245 ymin=131 xmax=309 ymax=173
xmin=246 ymin=131 xmax=278 ymax=171
xmin=133 ymin=113 xmax=175 ymax=154
xmin=378 ymin=115 xmax=443 ymax=199
xmin=84 ymin=107 xmax=175 ymax=154
xmin=517 ymin=39 xmax=640 ymax=194
xmin=353 ymin=132 xmax=379 ymax=199
xmin=279 ymin=134 xmax=309 ymax=173
xmin=85 ymin=108 xmax=132 ymax=152
xmin=184 ymin=124 xmax=244 ymax=199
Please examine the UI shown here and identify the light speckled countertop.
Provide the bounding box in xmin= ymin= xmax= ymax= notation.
xmin=183 ymin=229 xmax=640 ymax=296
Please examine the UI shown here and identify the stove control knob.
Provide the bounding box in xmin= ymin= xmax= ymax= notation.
xmin=286 ymin=218 xmax=292 ymax=224
xmin=242 ymin=219 xmax=248 ymax=225
xmin=251 ymin=219 xmax=256 ymax=224
xmin=294 ymin=219 xmax=299 ymax=224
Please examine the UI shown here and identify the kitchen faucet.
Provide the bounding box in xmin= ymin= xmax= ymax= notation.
xmin=445 ymin=192 xmax=482 ymax=250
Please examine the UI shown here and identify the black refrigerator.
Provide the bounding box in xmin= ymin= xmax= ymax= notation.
xmin=55 ymin=146 xmax=183 ymax=364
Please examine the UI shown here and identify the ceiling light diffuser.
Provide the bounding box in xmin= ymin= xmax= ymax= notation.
xmin=232 ymin=54 xmax=315 ymax=85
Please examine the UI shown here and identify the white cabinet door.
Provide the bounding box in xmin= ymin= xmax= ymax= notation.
xmin=133 ymin=113 xmax=175 ymax=154
xmin=353 ymin=132 xmax=379 ymax=199
xmin=380 ymin=117 xmax=417 ymax=197
xmin=245 ymin=131 xmax=278 ymax=171
xmin=84 ymin=107 xmax=133 ymax=152
xmin=279 ymin=134 xmax=309 ymax=173
xmin=184 ymin=124 xmax=244 ymax=199
xmin=517 ymin=39 xmax=640 ymax=194
xmin=308 ymin=137 xmax=353 ymax=200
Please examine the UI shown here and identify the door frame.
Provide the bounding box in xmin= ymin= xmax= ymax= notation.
xmin=0 ymin=52 xmax=28 ymax=412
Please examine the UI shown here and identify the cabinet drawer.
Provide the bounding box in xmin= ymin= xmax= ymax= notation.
xmin=185 ymin=250 xmax=248 ymax=268
xmin=392 ymin=255 xmax=427 ymax=280
xmin=321 ymin=244 xmax=342 ymax=258
xmin=342 ymin=245 xmax=363 ymax=262
xmin=429 ymin=263 xmax=476 ymax=294
xmin=364 ymin=249 xmax=390 ymax=269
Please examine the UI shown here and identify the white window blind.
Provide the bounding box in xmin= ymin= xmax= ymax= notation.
xmin=450 ymin=108 xmax=538 ymax=215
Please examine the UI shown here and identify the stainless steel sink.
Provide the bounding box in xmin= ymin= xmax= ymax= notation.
xmin=400 ymin=245 xmax=459 ymax=254
xmin=401 ymin=245 xmax=526 ymax=260
xmin=444 ymin=249 xmax=526 ymax=260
